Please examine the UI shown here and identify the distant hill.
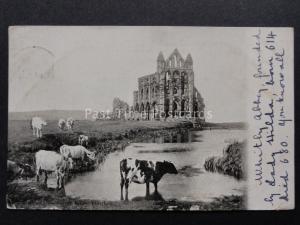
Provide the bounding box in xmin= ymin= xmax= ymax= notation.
xmin=9 ymin=110 xmax=87 ymax=120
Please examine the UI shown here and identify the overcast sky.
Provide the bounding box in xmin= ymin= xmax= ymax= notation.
xmin=9 ymin=26 xmax=249 ymax=122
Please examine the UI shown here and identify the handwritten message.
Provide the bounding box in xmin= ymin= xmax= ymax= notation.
xmin=248 ymin=28 xmax=294 ymax=209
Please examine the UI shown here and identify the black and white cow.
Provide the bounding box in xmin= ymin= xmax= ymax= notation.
xmin=120 ymin=158 xmax=178 ymax=200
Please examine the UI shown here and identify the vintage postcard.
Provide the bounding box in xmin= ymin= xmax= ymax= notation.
xmin=7 ymin=26 xmax=294 ymax=210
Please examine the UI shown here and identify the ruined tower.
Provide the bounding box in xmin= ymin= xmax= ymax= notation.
xmin=133 ymin=49 xmax=205 ymax=120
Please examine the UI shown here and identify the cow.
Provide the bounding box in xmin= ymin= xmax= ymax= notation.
xmin=78 ymin=134 xmax=89 ymax=146
xmin=31 ymin=117 xmax=47 ymax=138
xmin=120 ymin=158 xmax=178 ymax=201
xmin=35 ymin=150 xmax=73 ymax=189
xmin=59 ymin=145 xmax=96 ymax=161
xmin=58 ymin=119 xmax=66 ymax=130
xmin=7 ymin=160 xmax=24 ymax=181
xmin=66 ymin=117 xmax=74 ymax=130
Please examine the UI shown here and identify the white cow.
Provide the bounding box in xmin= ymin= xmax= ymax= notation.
xmin=31 ymin=117 xmax=47 ymax=138
xmin=60 ymin=145 xmax=96 ymax=161
xmin=58 ymin=119 xmax=66 ymax=130
xmin=78 ymin=135 xmax=89 ymax=146
xmin=35 ymin=150 xmax=73 ymax=189
xmin=66 ymin=117 xmax=74 ymax=130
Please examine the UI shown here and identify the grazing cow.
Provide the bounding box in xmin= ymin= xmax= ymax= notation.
xmin=60 ymin=145 xmax=96 ymax=161
xmin=66 ymin=117 xmax=74 ymax=130
xmin=78 ymin=135 xmax=89 ymax=146
xmin=120 ymin=158 xmax=178 ymax=201
xmin=7 ymin=160 xmax=24 ymax=181
xmin=58 ymin=119 xmax=66 ymax=130
xmin=35 ymin=150 xmax=73 ymax=189
xmin=31 ymin=117 xmax=47 ymax=138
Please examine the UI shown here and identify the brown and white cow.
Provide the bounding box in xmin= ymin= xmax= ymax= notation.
xmin=120 ymin=158 xmax=178 ymax=201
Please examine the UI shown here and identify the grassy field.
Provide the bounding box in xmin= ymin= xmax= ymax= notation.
xmin=8 ymin=119 xmax=192 ymax=144
xmin=8 ymin=120 xmax=192 ymax=165
xmin=7 ymin=119 xmax=245 ymax=210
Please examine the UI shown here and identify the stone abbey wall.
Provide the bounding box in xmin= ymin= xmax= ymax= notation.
xmin=133 ymin=49 xmax=205 ymax=120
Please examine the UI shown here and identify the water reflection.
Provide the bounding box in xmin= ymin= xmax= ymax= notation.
xmin=178 ymin=165 xmax=204 ymax=177
xmin=144 ymin=130 xmax=192 ymax=144
xmin=65 ymin=129 xmax=246 ymax=202
xmin=137 ymin=146 xmax=192 ymax=153
xmin=132 ymin=191 xmax=165 ymax=201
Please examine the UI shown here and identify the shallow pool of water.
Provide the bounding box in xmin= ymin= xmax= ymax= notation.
xmin=65 ymin=129 xmax=246 ymax=202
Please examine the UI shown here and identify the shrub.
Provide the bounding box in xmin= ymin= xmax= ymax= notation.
xmin=204 ymin=141 xmax=245 ymax=179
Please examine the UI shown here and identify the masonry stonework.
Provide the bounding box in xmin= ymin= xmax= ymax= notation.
xmin=133 ymin=49 xmax=205 ymax=120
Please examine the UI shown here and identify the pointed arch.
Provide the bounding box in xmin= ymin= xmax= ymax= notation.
xmin=181 ymin=71 xmax=187 ymax=94
xmin=173 ymin=100 xmax=179 ymax=117
xmin=193 ymin=102 xmax=199 ymax=117
xmin=181 ymin=99 xmax=186 ymax=116
xmin=165 ymin=98 xmax=170 ymax=117
xmin=140 ymin=103 xmax=144 ymax=113
xmin=135 ymin=103 xmax=139 ymax=112
xmin=146 ymin=102 xmax=151 ymax=120
xmin=146 ymin=87 xmax=149 ymax=99
xmin=152 ymin=101 xmax=158 ymax=120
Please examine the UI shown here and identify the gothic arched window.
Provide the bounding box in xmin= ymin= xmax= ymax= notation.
xmin=165 ymin=71 xmax=171 ymax=92
xmin=174 ymin=55 xmax=177 ymax=67
xmin=173 ymin=87 xmax=177 ymax=94
xmin=181 ymin=76 xmax=185 ymax=94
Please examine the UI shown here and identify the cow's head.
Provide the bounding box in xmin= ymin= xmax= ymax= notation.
xmin=87 ymin=151 xmax=96 ymax=161
xmin=163 ymin=161 xmax=178 ymax=174
xmin=42 ymin=120 xmax=47 ymax=126
xmin=67 ymin=157 xmax=74 ymax=170
xmin=19 ymin=163 xmax=35 ymax=178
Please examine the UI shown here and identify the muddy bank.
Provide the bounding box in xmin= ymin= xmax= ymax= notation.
xmin=7 ymin=180 xmax=244 ymax=210
xmin=204 ymin=141 xmax=245 ymax=179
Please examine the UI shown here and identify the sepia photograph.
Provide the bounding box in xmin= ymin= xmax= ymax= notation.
xmin=6 ymin=26 xmax=293 ymax=210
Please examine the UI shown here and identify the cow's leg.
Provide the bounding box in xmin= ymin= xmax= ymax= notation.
xmin=145 ymin=182 xmax=150 ymax=199
xmin=120 ymin=177 xmax=125 ymax=201
xmin=40 ymin=129 xmax=42 ymax=138
xmin=125 ymin=179 xmax=129 ymax=201
xmin=61 ymin=174 xmax=65 ymax=189
xmin=154 ymin=182 xmax=158 ymax=193
xmin=44 ymin=171 xmax=48 ymax=186
xmin=36 ymin=167 xmax=40 ymax=182
xmin=32 ymin=127 xmax=35 ymax=136
xmin=56 ymin=170 xmax=60 ymax=189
